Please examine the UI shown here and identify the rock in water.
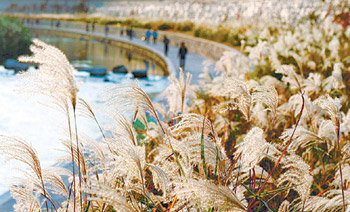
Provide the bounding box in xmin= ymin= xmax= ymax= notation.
xmin=80 ymin=67 xmax=107 ymax=77
xmin=4 ymin=59 xmax=29 ymax=73
xmin=112 ymin=65 xmax=128 ymax=74
xmin=90 ymin=67 xmax=107 ymax=77
xmin=132 ymin=69 xmax=147 ymax=78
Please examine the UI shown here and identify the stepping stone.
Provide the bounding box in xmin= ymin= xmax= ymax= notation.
xmin=4 ymin=59 xmax=29 ymax=73
xmin=112 ymin=65 xmax=128 ymax=74
xmin=132 ymin=69 xmax=147 ymax=78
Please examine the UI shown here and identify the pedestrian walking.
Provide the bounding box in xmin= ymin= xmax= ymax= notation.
xmin=56 ymin=20 xmax=61 ymax=28
xmin=146 ymin=30 xmax=151 ymax=43
xmin=178 ymin=42 xmax=188 ymax=70
xmin=129 ymin=27 xmax=134 ymax=40
xmin=152 ymin=30 xmax=158 ymax=43
xmin=144 ymin=60 xmax=150 ymax=71
xmin=152 ymin=61 xmax=156 ymax=74
xmin=126 ymin=28 xmax=130 ymax=37
xmin=92 ymin=22 xmax=95 ymax=32
xmin=105 ymin=24 xmax=109 ymax=36
xmin=163 ymin=36 xmax=170 ymax=56
xmin=120 ymin=27 xmax=124 ymax=36
xmin=86 ymin=22 xmax=89 ymax=32
xmin=127 ymin=51 xmax=133 ymax=62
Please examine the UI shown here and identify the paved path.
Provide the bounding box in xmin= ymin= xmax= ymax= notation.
xmin=27 ymin=23 xmax=216 ymax=84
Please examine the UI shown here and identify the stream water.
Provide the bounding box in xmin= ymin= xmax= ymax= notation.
xmin=0 ymin=35 xmax=169 ymax=194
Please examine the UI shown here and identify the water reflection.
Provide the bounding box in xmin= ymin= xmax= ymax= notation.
xmin=34 ymin=34 xmax=165 ymax=76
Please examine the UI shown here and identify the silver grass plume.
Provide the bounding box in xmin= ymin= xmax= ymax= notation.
xmin=61 ymin=139 xmax=87 ymax=182
xmin=278 ymin=200 xmax=291 ymax=212
xmin=332 ymin=163 xmax=350 ymax=189
xmin=314 ymin=95 xmax=345 ymax=210
xmin=150 ymin=140 xmax=193 ymax=181
xmin=301 ymin=190 xmax=350 ymax=212
xmin=18 ymin=39 xmax=78 ymax=110
xmin=251 ymin=102 xmax=269 ymax=128
xmin=215 ymin=51 xmax=251 ymax=80
xmin=79 ymin=133 xmax=107 ymax=162
xmin=174 ymin=178 xmax=246 ymax=211
xmin=259 ymin=75 xmax=281 ymax=88
xmin=43 ymin=167 xmax=70 ymax=197
xmin=11 ymin=183 xmax=42 ymax=212
xmin=280 ymin=120 xmax=336 ymax=154
xmin=323 ymin=63 xmax=345 ymax=92
xmin=18 ymin=39 xmax=81 ymax=209
xmin=234 ymin=127 xmax=269 ymax=173
xmin=146 ymin=163 xmax=170 ymax=197
xmin=161 ymin=68 xmax=193 ymax=114
xmin=171 ymin=133 xmax=225 ymax=173
xmin=314 ymin=95 xmax=342 ymax=130
xmin=104 ymin=135 xmax=146 ymax=189
xmin=85 ymin=186 xmax=137 ymax=211
xmin=153 ymin=102 xmax=168 ymax=123
xmin=212 ymin=78 xmax=252 ymax=121
xmin=252 ymin=85 xmax=279 ymax=123
xmin=303 ymin=73 xmax=322 ymax=95
xmin=76 ymin=98 xmax=105 ymax=139
xmin=169 ymin=114 xmax=227 ymax=175
xmin=170 ymin=113 xmax=218 ymax=141
xmin=112 ymin=113 xmax=138 ymax=146
xmin=280 ymin=94 xmax=321 ymax=129
xmin=277 ymin=154 xmax=313 ymax=204
xmin=104 ymin=81 xmax=167 ymax=135
xmin=276 ymin=65 xmax=303 ymax=91
xmin=0 ymin=136 xmax=65 ymax=211
xmin=341 ymin=110 xmax=350 ymax=135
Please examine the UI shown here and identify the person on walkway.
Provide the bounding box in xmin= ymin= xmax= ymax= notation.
xmin=105 ymin=24 xmax=109 ymax=36
xmin=163 ymin=36 xmax=170 ymax=56
xmin=152 ymin=61 xmax=156 ymax=74
xmin=144 ymin=60 xmax=150 ymax=71
xmin=120 ymin=27 xmax=124 ymax=36
xmin=152 ymin=30 xmax=158 ymax=43
xmin=92 ymin=21 xmax=95 ymax=32
xmin=86 ymin=22 xmax=89 ymax=32
xmin=126 ymin=28 xmax=130 ymax=38
xmin=178 ymin=42 xmax=188 ymax=70
xmin=129 ymin=27 xmax=134 ymax=40
xmin=146 ymin=30 xmax=151 ymax=43
xmin=56 ymin=20 xmax=61 ymax=28
xmin=127 ymin=51 xmax=133 ymax=62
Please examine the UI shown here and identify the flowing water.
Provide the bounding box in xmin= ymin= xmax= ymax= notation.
xmin=0 ymin=35 xmax=169 ymax=194
xmin=36 ymin=34 xmax=166 ymax=76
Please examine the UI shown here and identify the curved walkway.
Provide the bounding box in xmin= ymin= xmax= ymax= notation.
xmin=27 ymin=23 xmax=217 ymax=84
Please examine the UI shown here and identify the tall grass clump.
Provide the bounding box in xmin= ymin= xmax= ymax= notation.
xmin=0 ymin=1 xmax=349 ymax=211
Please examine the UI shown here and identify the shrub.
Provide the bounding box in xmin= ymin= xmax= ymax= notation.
xmin=0 ymin=17 xmax=31 ymax=64
xmin=194 ymin=25 xmax=213 ymax=39
xmin=175 ymin=21 xmax=194 ymax=31
xmin=212 ymin=27 xmax=231 ymax=43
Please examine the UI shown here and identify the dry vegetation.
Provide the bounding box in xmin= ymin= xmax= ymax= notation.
xmin=0 ymin=1 xmax=350 ymax=212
